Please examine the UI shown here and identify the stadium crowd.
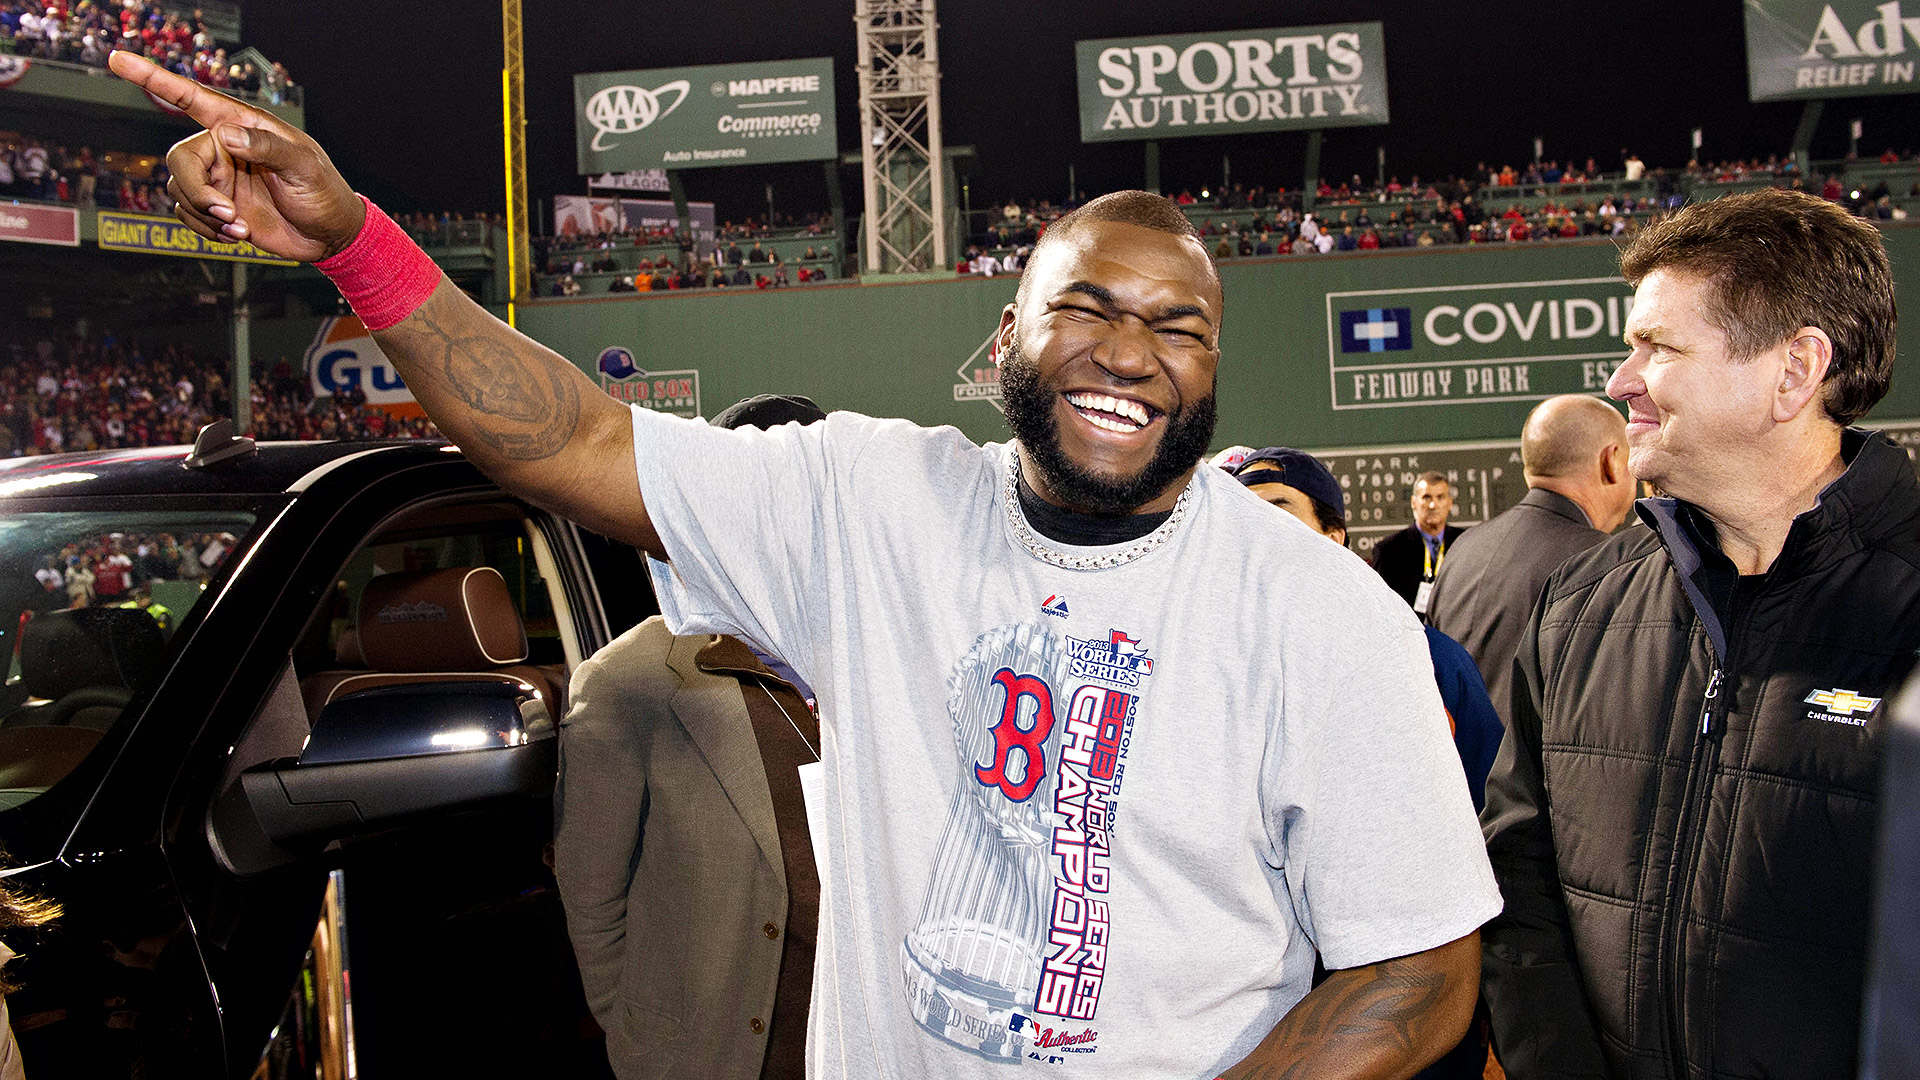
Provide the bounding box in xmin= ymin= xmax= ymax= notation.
xmin=30 ymin=528 xmax=237 ymax=618
xmin=0 ymin=0 xmax=295 ymax=103
xmin=0 ymin=129 xmax=174 ymax=211
xmin=959 ymin=149 xmax=1919 ymax=273
xmin=534 ymin=212 xmax=843 ymax=294
xmin=0 ymin=329 xmax=436 ymax=457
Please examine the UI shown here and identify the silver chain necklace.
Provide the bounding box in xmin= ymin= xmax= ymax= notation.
xmin=1002 ymin=449 xmax=1197 ymax=571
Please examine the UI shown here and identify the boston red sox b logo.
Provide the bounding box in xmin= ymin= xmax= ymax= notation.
xmin=975 ymin=668 xmax=1057 ymax=802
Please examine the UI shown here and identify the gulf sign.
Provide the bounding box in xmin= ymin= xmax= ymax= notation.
xmin=305 ymin=316 xmax=423 ymax=417
xmin=1076 ymin=23 xmax=1388 ymax=142
xmin=1324 ymin=276 xmax=1636 ymax=410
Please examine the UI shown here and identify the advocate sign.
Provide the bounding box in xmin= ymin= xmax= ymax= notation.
xmin=1076 ymin=23 xmax=1387 ymax=142
xmin=1745 ymin=1 xmax=1920 ymax=100
xmin=575 ymin=57 xmax=836 ymax=172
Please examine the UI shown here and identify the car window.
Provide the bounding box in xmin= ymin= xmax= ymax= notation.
xmin=0 ymin=510 xmax=254 ymax=811
xmin=293 ymin=505 xmax=578 ymax=685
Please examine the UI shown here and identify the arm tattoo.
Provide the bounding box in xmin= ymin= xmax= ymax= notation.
xmin=391 ymin=296 xmax=583 ymax=462
xmin=1219 ymin=957 xmax=1456 ymax=1080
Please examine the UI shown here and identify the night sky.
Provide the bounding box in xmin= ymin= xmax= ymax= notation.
xmin=243 ymin=2 xmax=1920 ymax=228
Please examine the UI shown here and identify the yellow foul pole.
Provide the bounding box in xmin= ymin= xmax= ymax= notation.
xmin=501 ymin=0 xmax=529 ymax=326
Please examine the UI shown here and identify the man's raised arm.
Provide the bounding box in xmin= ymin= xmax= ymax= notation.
xmin=109 ymin=51 xmax=664 ymax=556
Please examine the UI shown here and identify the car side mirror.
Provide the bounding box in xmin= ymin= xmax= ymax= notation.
xmin=211 ymin=680 xmax=555 ymax=876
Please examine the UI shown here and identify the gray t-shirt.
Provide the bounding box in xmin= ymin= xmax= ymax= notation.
xmin=633 ymin=407 xmax=1501 ymax=1079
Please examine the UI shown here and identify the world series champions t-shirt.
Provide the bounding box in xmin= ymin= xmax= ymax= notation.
xmin=632 ymin=407 xmax=1502 ymax=1079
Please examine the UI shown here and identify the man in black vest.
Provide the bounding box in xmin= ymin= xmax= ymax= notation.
xmin=1481 ymin=189 xmax=1920 ymax=1080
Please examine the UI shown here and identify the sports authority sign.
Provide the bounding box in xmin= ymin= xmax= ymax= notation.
xmin=1745 ymin=1 xmax=1920 ymax=101
xmin=1075 ymin=23 xmax=1388 ymax=143
xmin=0 ymin=203 xmax=79 ymax=247
xmin=574 ymin=57 xmax=837 ymax=172
xmin=1324 ymin=276 xmax=1636 ymax=411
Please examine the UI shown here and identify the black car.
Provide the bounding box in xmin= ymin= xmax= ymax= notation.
xmin=0 ymin=429 xmax=655 ymax=1078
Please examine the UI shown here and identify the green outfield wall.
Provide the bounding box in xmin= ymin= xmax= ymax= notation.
xmin=507 ymin=227 xmax=1920 ymax=450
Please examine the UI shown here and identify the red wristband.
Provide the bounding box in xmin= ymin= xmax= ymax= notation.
xmin=315 ymin=195 xmax=442 ymax=331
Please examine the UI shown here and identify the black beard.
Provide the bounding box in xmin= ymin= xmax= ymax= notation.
xmin=998 ymin=339 xmax=1217 ymax=515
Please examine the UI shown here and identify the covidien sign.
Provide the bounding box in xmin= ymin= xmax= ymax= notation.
xmin=1324 ymin=277 xmax=1636 ymax=410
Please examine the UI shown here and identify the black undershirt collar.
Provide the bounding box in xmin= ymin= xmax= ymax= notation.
xmin=1014 ymin=468 xmax=1173 ymax=546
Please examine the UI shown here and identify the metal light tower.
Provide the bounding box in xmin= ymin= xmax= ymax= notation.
xmin=854 ymin=0 xmax=947 ymax=274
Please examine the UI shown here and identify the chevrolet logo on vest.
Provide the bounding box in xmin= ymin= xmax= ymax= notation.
xmin=1804 ymin=687 xmax=1882 ymax=726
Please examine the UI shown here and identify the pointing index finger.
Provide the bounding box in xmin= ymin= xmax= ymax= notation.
xmin=107 ymin=50 xmax=260 ymax=134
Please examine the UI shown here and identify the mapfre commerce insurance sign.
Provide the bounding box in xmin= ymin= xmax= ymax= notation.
xmin=1075 ymin=23 xmax=1388 ymax=142
xmin=1745 ymin=1 xmax=1920 ymax=101
xmin=575 ymin=57 xmax=836 ymax=172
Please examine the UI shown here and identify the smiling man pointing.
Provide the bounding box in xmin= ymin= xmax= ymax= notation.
xmin=109 ymin=49 xmax=1499 ymax=1079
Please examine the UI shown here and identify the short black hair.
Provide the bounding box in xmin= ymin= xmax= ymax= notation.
xmin=1015 ymin=190 xmax=1211 ymax=310
xmin=711 ymin=394 xmax=826 ymax=431
xmin=1305 ymin=495 xmax=1347 ymax=537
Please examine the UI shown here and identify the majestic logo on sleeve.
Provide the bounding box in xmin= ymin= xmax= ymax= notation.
xmin=1804 ymin=687 xmax=1882 ymax=727
xmin=903 ymin=622 xmax=1152 ymax=1065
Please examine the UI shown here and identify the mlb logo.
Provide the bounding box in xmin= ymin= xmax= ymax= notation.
xmin=1340 ymin=308 xmax=1414 ymax=353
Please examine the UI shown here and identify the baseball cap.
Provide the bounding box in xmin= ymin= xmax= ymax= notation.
xmin=711 ymin=394 xmax=827 ymax=431
xmin=1232 ymin=447 xmax=1345 ymax=518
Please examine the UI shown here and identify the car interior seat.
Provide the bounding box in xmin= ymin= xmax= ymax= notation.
xmin=299 ymin=567 xmax=566 ymax=724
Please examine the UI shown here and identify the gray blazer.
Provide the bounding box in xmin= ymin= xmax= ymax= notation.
xmin=1426 ymin=488 xmax=1608 ymax=728
xmin=553 ymin=617 xmax=791 ymax=1080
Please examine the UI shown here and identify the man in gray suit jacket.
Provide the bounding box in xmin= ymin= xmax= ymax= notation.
xmin=554 ymin=395 xmax=826 ymax=1080
xmin=1426 ymin=395 xmax=1637 ymax=726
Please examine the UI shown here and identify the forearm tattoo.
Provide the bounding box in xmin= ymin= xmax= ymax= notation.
xmin=1220 ymin=957 xmax=1455 ymax=1080
xmin=387 ymin=291 xmax=582 ymax=461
